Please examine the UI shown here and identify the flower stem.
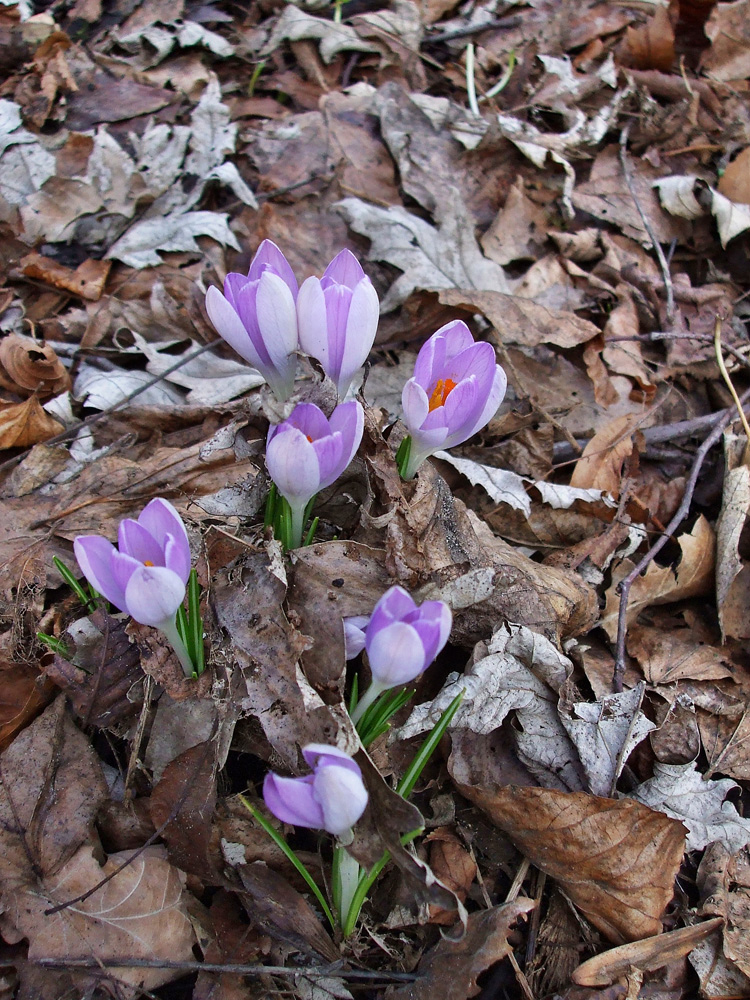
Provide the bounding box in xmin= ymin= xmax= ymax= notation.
xmin=333 ymin=846 xmax=361 ymax=932
xmin=288 ymin=500 xmax=307 ymax=550
xmin=351 ymin=680 xmax=385 ymax=725
xmin=159 ymin=615 xmax=196 ymax=678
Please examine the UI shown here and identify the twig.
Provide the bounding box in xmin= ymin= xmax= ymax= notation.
xmin=0 ymin=340 xmax=220 ymax=477
xmin=508 ymin=950 xmax=536 ymax=1000
xmin=22 ymin=958 xmax=418 ymax=982
xmin=619 ymin=126 xmax=675 ymax=327
xmin=612 ymin=387 xmax=750 ymax=691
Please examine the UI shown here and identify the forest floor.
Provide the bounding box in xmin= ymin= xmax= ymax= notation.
xmin=1 ymin=0 xmax=750 ymax=998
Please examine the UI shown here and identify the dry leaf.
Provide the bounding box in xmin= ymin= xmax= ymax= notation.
xmin=450 ymin=755 xmax=685 ymax=944
xmin=0 ymin=659 xmax=53 ymax=751
xmin=701 ymin=0 xmax=750 ymax=81
xmin=716 ymin=434 xmax=750 ymax=640
xmin=633 ymin=760 xmax=750 ymax=853
xmin=385 ymin=900 xmax=535 ymax=1000
xmin=0 ymin=333 xmax=70 ymax=397
xmin=4 ymin=844 xmax=196 ymax=991
xmin=627 ymin=623 xmax=735 ymax=685
xmin=620 ymin=6 xmax=675 ymax=71
xmin=573 ymin=918 xmax=723 ymax=986
xmin=699 ymin=842 xmax=750 ymax=977
xmin=600 ymin=516 xmax=716 ymax=639
xmin=19 ymin=252 xmax=111 ymax=301
xmin=0 ymin=395 xmax=64 ymax=448
xmin=699 ymin=707 xmax=750 ymax=782
xmin=570 ymin=414 xmax=638 ymax=493
xmin=718 ymin=147 xmax=750 ymax=206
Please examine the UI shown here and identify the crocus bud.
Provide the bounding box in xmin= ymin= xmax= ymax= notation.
xmin=343 ymin=615 xmax=370 ymax=660
xmin=266 ymin=400 xmax=364 ymax=548
xmin=297 ymin=249 xmax=379 ymax=398
xmin=401 ymin=320 xmax=506 ymax=480
xmin=205 ymin=240 xmax=299 ymax=402
xmin=74 ymin=498 xmax=195 ymax=676
xmin=263 ymin=744 xmax=368 ymax=839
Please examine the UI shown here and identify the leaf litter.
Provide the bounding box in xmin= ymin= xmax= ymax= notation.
xmin=1 ymin=0 xmax=750 ymax=997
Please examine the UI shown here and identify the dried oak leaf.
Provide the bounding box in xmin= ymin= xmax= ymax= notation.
xmin=0 ymin=334 xmax=70 ymax=397
xmin=3 ymin=844 xmax=196 ymax=992
xmin=0 ymin=697 xmax=108 ymax=888
xmin=0 ymin=396 xmax=64 ymax=449
xmin=385 ymin=900 xmax=535 ymax=1000
xmin=450 ymin=755 xmax=685 ymax=944
xmin=0 ymin=658 xmax=53 ymax=751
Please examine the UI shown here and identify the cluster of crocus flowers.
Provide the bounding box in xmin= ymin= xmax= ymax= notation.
xmin=206 ymin=241 xmax=379 ymax=402
xmin=400 ymin=319 xmax=507 ymax=480
xmin=73 ymin=499 xmax=196 ymax=677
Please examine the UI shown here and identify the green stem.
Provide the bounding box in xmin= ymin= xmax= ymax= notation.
xmin=240 ymin=796 xmax=335 ymax=931
xmin=159 ymin=615 xmax=196 ymax=678
xmin=342 ymin=829 xmax=421 ymax=937
xmin=288 ymin=500 xmax=307 ymax=550
xmin=351 ymin=680 xmax=386 ymax=725
xmin=333 ymin=845 xmax=361 ymax=930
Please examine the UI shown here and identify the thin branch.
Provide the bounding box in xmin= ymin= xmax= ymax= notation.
xmin=619 ymin=126 xmax=675 ymax=327
xmin=612 ymin=387 xmax=750 ymax=691
xmin=23 ymin=958 xmax=418 ymax=982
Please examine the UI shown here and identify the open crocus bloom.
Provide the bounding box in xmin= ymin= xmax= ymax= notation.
xmin=74 ymin=498 xmax=190 ymax=627
xmin=401 ymin=320 xmax=507 ymax=480
xmin=297 ymin=249 xmax=379 ymax=398
xmin=205 ymin=239 xmax=299 ymax=402
xmin=263 ymin=744 xmax=368 ymax=839
xmin=266 ymin=400 xmax=364 ymax=547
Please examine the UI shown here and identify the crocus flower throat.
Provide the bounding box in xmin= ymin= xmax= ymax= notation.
xmin=428 ymin=377 xmax=457 ymax=411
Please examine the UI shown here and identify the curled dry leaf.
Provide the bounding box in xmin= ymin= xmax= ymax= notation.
xmin=0 ymin=396 xmax=65 ymax=449
xmin=385 ymin=900 xmax=535 ymax=1000
xmin=600 ymin=515 xmax=716 ymax=640
xmin=19 ymin=252 xmax=111 ymax=301
xmin=569 ymin=414 xmax=640 ymax=493
xmin=572 ymin=918 xmax=724 ymax=987
xmin=0 ymin=334 xmax=70 ymax=398
xmin=450 ymin=752 xmax=686 ymax=943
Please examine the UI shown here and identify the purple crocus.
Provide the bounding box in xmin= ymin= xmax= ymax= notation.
xmin=297 ymin=249 xmax=379 ymax=398
xmin=205 ymin=240 xmax=299 ymax=402
xmin=352 ymin=586 xmax=452 ymax=723
xmin=266 ymin=400 xmax=364 ymax=548
xmin=400 ymin=320 xmax=506 ymax=480
xmin=263 ymin=744 xmax=368 ymax=839
xmin=73 ymin=498 xmax=195 ymax=676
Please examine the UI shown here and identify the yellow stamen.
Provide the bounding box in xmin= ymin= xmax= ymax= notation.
xmin=428 ymin=378 xmax=457 ymax=412
xmin=143 ymin=560 xmax=154 ymax=566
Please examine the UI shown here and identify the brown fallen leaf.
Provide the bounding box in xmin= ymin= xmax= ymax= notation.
xmin=572 ymin=918 xmax=724 ymax=986
xmin=620 ymin=5 xmax=675 ymax=71
xmin=237 ymin=861 xmax=339 ymax=962
xmin=718 ymin=148 xmax=750 ymax=206
xmin=385 ymin=900 xmax=535 ymax=1000
xmin=19 ymin=252 xmax=111 ymax=301
xmin=450 ymin=755 xmax=686 ymax=943
xmin=699 ymin=842 xmax=750 ymax=978
xmin=627 ymin=623 xmax=735 ymax=686
xmin=0 ymin=697 xmax=108 ymax=887
xmin=426 ymin=827 xmax=478 ymax=925
xmin=570 ymin=414 xmax=639 ymax=493
xmin=0 ymin=396 xmax=64 ymax=449
xmin=0 ymin=658 xmax=53 ymax=751
xmin=699 ymin=706 xmax=750 ymax=782
xmin=0 ymin=334 xmax=70 ymax=398
xmin=715 ymin=435 xmax=750 ymax=640
xmin=600 ymin=515 xmax=716 ymax=640
xmin=701 ymin=0 xmax=750 ymax=82
xmin=4 ymin=844 xmax=196 ymax=992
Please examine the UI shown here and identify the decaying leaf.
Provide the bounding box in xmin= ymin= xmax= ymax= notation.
xmin=699 ymin=841 xmax=750 ymax=978
xmin=0 ymin=334 xmax=70 ymax=397
xmin=4 ymin=844 xmax=196 ymax=991
xmin=450 ymin=753 xmax=685 ymax=944
xmin=716 ymin=433 xmax=750 ymax=640
xmin=385 ymin=900 xmax=535 ymax=1000
xmin=0 ymin=395 xmax=64 ymax=448
xmin=632 ymin=760 xmax=750 ymax=853
xmin=105 ymin=209 xmax=240 ymax=269
xmin=19 ymin=252 xmax=111 ymax=301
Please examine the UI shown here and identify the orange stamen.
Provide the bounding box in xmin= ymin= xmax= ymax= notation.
xmin=306 ymin=434 xmax=314 ymax=443
xmin=428 ymin=378 xmax=457 ymax=412
xmin=144 ymin=560 xmax=154 ymax=566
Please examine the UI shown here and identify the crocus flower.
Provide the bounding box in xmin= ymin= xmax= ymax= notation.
xmin=297 ymin=249 xmax=379 ymax=398
xmin=263 ymin=744 xmax=368 ymax=839
xmin=400 ymin=320 xmax=506 ymax=480
xmin=352 ymin=586 xmax=452 ymax=723
xmin=205 ymin=239 xmax=299 ymax=402
xmin=343 ymin=615 xmax=370 ymax=660
xmin=266 ymin=400 xmax=364 ymax=548
xmin=73 ymin=498 xmax=195 ymax=677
